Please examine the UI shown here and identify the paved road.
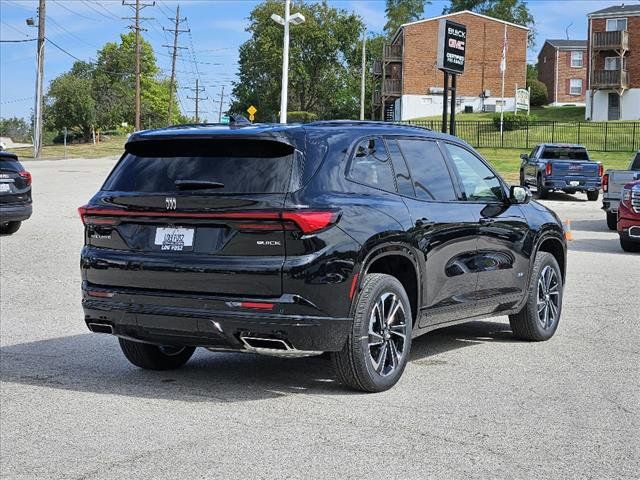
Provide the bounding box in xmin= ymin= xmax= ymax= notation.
xmin=1 ymin=158 xmax=638 ymax=479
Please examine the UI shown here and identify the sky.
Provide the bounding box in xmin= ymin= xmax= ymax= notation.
xmin=0 ymin=0 xmax=628 ymax=120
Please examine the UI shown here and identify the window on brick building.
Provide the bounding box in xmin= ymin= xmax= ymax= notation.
xmin=606 ymin=18 xmax=627 ymax=31
xmin=571 ymin=51 xmax=583 ymax=68
xmin=569 ymin=79 xmax=582 ymax=96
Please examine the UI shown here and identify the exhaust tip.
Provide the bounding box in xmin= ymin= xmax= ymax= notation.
xmin=88 ymin=322 xmax=114 ymax=334
xmin=240 ymin=336 xmax=290 ymax=351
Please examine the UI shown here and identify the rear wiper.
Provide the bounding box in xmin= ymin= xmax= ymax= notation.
xmin=174 ymin=179 xmax=225 ymax=190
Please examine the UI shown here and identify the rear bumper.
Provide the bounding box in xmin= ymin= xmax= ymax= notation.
xmin=602 ymin=198 xmax=619 ymax=213
xmin=81 ymin=284 xmax=352 ymax=352
xmin=543 ymin=178 xmax=600 ymax=191
xmin=0 ymin=203 xmax=32 ymax=222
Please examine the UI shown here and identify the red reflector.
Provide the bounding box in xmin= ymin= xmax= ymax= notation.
xmin=598 ymin=164 xmax=604 ymax=177
xmin=545 ymin=163 xmax=552 ymax=176
xmin=86 ymin=290 xmax=114 ymax=298
xmin=282 ymin=211 xmax=338 ymax=234
xmin=240 ymin=302 xmax=274 ymax=310
xmin=602 ymin=174 xmax=609 ymax=192
xmin=349 ymin=273 xmax=359 ymax=300
xmin=19 ymin=171 xmax=32 ymax=186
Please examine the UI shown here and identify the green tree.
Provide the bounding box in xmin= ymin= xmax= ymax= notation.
xmin=526 ymin=63 xmax=537 ymax=82
xmin=527 ymin=78 xmax=548 ymax=106
xmin=0 ymin=117 xmax=32 ymax=143
xmin=44 ymin=66 xmax=96 ymax=137
xmin=444 ymin=0 xmax=535 ymax=46
xmin=384 ymin=0 xmax=429 ymax=37
xmin=231 ymin=0 xmax=364 ymax=121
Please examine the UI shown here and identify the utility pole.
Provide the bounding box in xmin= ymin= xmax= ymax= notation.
xmin=186 ymin=79 xmax=207 ymax=123
xmin=33 ymin=0 xmax=46 ymax=159
xmin=360 ymin=30 xmax=366 ymax=120
xmin=217 ymin=86 xmax=225 ymax=122
xmin=123 ymin=0 xmax=155 ymax=131
xmin=163 ymin=5 xmax=188 ymax=125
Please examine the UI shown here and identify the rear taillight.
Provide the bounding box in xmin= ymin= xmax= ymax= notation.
xmin=545 ymin=163 xmax=552 ymax=176
xmin=19 ymin=171 xmax=32 ymax=186
xmin=598 ymin=164 xmax=604 ymax=177
xmin=602 ymin=174 xmax=609 ymax=192
xmin=77 ymin=205 xmax=339 ymax=234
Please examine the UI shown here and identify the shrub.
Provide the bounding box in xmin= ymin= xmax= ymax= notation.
xmin=492 ymin=112 xmax=539 ymax=131
xmin=527 ymin=79 xmax=548 ymax=107
xmin=287 ymin=111 xmax=318 ymax=123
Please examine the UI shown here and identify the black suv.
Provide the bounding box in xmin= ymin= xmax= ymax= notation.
xmin=80 ymin=121 xmax=566 ymax=392
xmin=0 ymin=152 xmax=32 ymax=235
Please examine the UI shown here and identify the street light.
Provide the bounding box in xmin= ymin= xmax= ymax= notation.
xmin=271 ymin=0 xmax=305 ymax=124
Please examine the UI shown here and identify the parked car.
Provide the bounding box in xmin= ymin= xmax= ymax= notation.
xmin=519 ymin=144 xmax=602 ymax=200
xmin=602 ymin=151 xmax=640 ymax=230
xmin=617 ymin=179 xmax=640 ymax=252
xmin=79 ymin=121 xmax=567 ymax=392
xmin=0 ymin=151 xmax=32 ymax=235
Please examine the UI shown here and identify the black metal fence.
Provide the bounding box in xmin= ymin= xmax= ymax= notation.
xmin=404 ymin=120 xmax=640 ymax=152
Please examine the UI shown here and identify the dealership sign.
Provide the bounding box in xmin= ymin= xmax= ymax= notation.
xmin=436 ymin=20 xmax=467 ymax=74
xmin=516 ymin=88 xmax=530 ymax=110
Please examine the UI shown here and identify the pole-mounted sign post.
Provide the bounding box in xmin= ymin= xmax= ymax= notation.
xmin=436 ymin=19 xmax=466 ymax=136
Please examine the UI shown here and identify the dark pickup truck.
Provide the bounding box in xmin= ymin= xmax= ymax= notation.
xmin=519 ymin=144 xmax=602 ymax=201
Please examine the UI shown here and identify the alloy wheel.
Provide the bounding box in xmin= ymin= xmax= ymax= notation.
xmin=367 ymin=292 xmax=408 ymax=377
xmin=536 ymin=265 xmax=560 ymax=329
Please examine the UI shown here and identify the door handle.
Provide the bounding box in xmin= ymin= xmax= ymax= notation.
xmin=415 ymin=218 xmax=435 ymax=228
xmin=479 ymin=218 xmax=496 ymax=225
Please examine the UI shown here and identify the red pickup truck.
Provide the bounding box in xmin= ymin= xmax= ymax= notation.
xmin=618 ymin=179 xmax=640 ymax=252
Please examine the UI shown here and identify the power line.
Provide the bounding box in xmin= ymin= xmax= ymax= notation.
xmin=81 ymin=0 xmax=122 ymax=21
xmin=163 ymin=4 xmax=189 ymax=125
xmin=51 ymin=0 xmax=102 ymax=22
xmin=0 ymin=20 xmax=33 ymax=38
xmin=46 ymin=37 xmax=85 ymax=62
xmin=0 ymin=38 xmax=36 ymax=43
xmin=47 ymin=15 xmax=101 ymax=49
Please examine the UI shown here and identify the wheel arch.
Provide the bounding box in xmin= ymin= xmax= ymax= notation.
xmin=535 ymin=234 xmax=567 ymax=282
xmin=359 ymin=245 xmax=421 ymax=327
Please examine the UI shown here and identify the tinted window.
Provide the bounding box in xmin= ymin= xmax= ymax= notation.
xmin=541 ymin=147 xmax=589 ymax=160
xmin=103 ymin=140 xmax=294 ymax=194
xmin=445 ymin=143 xmax=504 ymax=202
xmin=0 ymin=157 xmax=23 ymax=172
xmin=386 ymin=139 xmax=415 ymax=197
xmin=397 ymin=139 xmax=456 ymax=201
xmin=348 ymin=137 xmax=395 ymax=192
xmin=630 ymin=152 xmax=640 ymax=171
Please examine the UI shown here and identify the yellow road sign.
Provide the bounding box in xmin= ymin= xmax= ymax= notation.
xmin=247 ymin=105 xmax=257 ymax=116
xmin=249 ymin=114 xmax=255 ymax=122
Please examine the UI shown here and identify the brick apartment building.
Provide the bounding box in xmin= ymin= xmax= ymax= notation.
xmin=537 ymin=40 xmax=588 ymax=105
xmin=373 ymin=10 xmax=528 ymax=121
xmin=586 ymin=4 xmax=640 ymax=120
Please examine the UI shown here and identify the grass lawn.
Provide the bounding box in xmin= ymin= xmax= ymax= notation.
xmin=478 ymin=148 xmax=633 ymax=183
xmin=412 ymin=105 xmax=586 ymax=122
xmin=11 ymin=135 xmax=127 ymax=161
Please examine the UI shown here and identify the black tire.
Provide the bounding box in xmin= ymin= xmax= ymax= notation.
xmin=331 ymin=273 xmax=412 ymax=393
xmin=586 ymin=190 xmax=599 ymax=201
xmin=606 ymin=211 xmax=617 ymax=230
xmin=620 ymin=236 xmax=640 ymax=253
xmin=509 ymin=252 xmax=563 ymax=341
xmin=519 ymin=170 xmax=525 ymax=187
xmin=119 ymin=338 xmax=195 ymax=370
xmin=0 ymin=221 xmax=21 ymax=235
xmin=537 ymin=175 xmax=549 ymax=199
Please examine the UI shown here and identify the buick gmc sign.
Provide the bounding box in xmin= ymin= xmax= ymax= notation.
xmin=436 ymin=19 xmax=466 ymax=75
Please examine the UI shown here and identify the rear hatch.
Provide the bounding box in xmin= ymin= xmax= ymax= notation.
xmin=0 ymin=154 xmax=31 ymax=205
xmin=541 ymin=146 xmax=601 ymax=178
xmin=81 ymin=138 xmax=300 ymax=297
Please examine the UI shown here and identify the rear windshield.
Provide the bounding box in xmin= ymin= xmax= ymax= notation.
xmin=103 ymin=139 xmax=295 ymax=193
xmin=631 ymin=152 xmax=640 ymax=171
xmin=541 ymin=147 xmax=589 ymax=160
xmin=0 ymin=158 xmax=23 ymax=172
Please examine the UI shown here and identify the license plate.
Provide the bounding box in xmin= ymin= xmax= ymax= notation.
xmin=0 ymin=183 xmax=10 ymax=192
xmin=569 ymin=181 xmax=580 ymax=187
xmin=154 ymin=227 xmax=194 ymax=251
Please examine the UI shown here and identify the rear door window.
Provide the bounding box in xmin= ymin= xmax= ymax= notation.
xmin=347 ymin=137 xmax=396 ymax=192
xmin=397 ymin=139 xmax=457 ymax=201
xmin=630 ymin=152 xmax=640 ymax=170
xmin=103 ymin=140 xmax=295 ymax=193
xmin=385 ymin=138 xmax=415 ymax=197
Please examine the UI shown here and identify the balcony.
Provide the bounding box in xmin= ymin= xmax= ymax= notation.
xmin=382 ymin=78 xmax=401 ymax=96
xmin=592 ymin=30 xmax=629 ymax=51
xmin=383 ymin=44 xmax=402 ymax=62
xmin=592 ymin=69 xmax=629 ymax=89
xmin=372 ymin=60 xmax=382 ymax=76
xmin=373 ymin=90 xmax=381 ymax=106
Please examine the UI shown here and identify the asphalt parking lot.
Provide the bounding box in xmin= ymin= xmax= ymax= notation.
xmin=1 ymin=157 xmax=638 ymax=479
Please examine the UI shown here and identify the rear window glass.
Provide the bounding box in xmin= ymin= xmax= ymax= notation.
xmin=541 ymin=147 xmax=589 ymax=160
xmin=631 ymin=153 xmax=640 ymax=170
xmin=347 ymin=137 xmax=396 ymax=192
xmin=0 ymin=158 xmax=23 ymax=172
xmin=103 ymin=140 xmax=295 ymax=193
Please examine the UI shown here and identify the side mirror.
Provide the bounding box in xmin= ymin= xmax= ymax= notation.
xmin=520 ymin=153 xmax=528 ymax=161
xmin=510 ymin=185 xmax=531 ymax=204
